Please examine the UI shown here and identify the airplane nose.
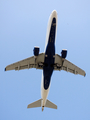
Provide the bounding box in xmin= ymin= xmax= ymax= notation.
xmin=52 ymin=10 xmax=57 ymax=15
xmin=51 ymin=10 xmax=57 ymax=18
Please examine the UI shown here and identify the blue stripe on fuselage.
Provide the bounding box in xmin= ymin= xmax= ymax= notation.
xmin=43 ymin=18 xmax=56 ymax=90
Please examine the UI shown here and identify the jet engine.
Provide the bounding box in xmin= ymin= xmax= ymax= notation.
xmin=61 ymin=49 xmax=67 ymax=59
xmin=33 ymin=47 xmax=40 ymax=56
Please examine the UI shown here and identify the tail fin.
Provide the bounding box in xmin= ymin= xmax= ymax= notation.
xmin=27 ymin=99 xmax=42 ymax=108
xmin=45 ymin=99 xmax=57 ymax=109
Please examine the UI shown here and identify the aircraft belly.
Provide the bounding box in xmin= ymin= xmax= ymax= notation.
xmin=43 ymin=17 xmax=56 ymax=90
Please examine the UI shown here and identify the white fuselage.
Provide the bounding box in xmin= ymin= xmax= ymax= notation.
xmin=41 ymin=10 xmax=58 ymax=109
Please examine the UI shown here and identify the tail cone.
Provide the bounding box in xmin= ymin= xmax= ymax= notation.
xmin=42 ymin=106 xmax=44 ymax=111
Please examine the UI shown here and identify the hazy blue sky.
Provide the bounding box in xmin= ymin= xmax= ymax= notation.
xmin=0 ymin=0 xmax=90 ymax=120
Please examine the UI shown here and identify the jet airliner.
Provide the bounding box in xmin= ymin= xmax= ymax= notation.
xmin=5 ymin=10 xmax=86 ymax=111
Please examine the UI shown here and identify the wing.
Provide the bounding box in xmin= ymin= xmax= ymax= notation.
xmin=5 ymin=53 xmax=45 ymax=71
xmin=54 ymin=54 xmax=86 ymax=77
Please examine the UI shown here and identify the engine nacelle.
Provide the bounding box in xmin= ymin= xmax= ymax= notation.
xmin=61 ymin=49 xmax=67 ymax=59
xmin=33 ymin=47 xmax=40 ymax=56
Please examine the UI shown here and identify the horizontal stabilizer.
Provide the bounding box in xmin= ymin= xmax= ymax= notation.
xmin=27 ymin=99 xmax=42 ymax=108
xmin=45 ymin=99 xmax=57 ymax=109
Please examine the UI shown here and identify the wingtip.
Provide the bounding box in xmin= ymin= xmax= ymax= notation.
xmin=84 ymin=73 xmax=86 ymax=77
xmin=5 ymin=68 xmax=6 ymax=71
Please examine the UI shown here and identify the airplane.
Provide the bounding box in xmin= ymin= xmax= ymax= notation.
xmin=5 ymin=10 xmax=86 ymax=111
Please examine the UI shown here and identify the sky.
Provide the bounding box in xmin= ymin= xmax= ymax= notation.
xmin=0 ymin=0 xmax=90 ymax=119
